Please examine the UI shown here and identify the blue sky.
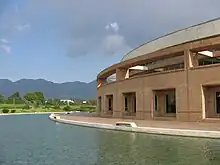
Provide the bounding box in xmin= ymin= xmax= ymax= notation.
xmin=0 ymin=0 xmax=219 ymax=83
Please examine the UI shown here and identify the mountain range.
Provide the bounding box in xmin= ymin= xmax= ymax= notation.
xmin=0 ymin=79 xmax=97 ymax=100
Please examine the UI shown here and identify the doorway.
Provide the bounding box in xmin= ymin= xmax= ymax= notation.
xmin=123 ymin=92 xmax=136 ymax=116
xmin=216 ymin=92 xmax=220 ymax=114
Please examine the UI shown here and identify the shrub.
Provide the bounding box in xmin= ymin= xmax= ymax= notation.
xmin=22 ymin=105 xmax=30 ymax=109
xmin=2 ymin=108 xmax=9 ymax=113
xmin=11 ymin=109 xmax=16 ymax=113
xmin=44 ymin=105 xmax=51 ymax=109
xmin=63 ymin=106 xmax=73 ymax=111
xmin=78 ymin=106 xmax=96 ymax=112
xmin=52 ymin=105 xmax=60 ymax=110
xmin=80 ymin=106 xmax=96 ymax=110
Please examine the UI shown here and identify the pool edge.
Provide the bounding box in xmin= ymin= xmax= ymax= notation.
xmin=49 ymin=114 xmax=220 ymax=139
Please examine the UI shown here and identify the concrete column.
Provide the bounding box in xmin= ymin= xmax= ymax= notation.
xmin=97 ymin=97 xmax=102 ymax=115
xmin=113 ymin=92 xmax=123 ymax=118
xmin=201 ymin=86 xmax=206 ymax=119
xmin=176 ymin=86 xmax=189 ymax=121
xmin=143 ymin=88 xmax=153 ymax=120
xmin=97 ymin=78 xmax=105 ymax=88
xmin=104 ymin=95 xmax=108 ymax=114
xmin=192 ymin=54 xmax=199 ymax=67
xmin=136 ymin=91 xmax=144 ymax=119
xmin=100 ymin=95 xmax=105 ymax=116
xmin=184 ymin=50 xmax=198 ymax=69
xmin=116 ymin=68 xmax=128 ymax=81
xmin=158 ymin=94 xmax=166 ymax=116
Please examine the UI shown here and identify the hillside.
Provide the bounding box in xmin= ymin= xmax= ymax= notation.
xmin=0 ymin=79 xmax=97 ymax=99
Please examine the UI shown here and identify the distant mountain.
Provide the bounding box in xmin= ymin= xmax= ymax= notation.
xmin=0 ymin=79 xmax=97 ymax=99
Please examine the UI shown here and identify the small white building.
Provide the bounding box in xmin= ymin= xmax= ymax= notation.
xmin=60 ymin=99 xmax=75 ymax=104
xmin=82 ymin=100 xmax=87 ymax=104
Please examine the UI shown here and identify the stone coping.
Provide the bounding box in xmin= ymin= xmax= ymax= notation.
xmin=0 ymin=112 xmax=65 ymax=116
xmin=49 ymin=114 xmax=220 ymax=139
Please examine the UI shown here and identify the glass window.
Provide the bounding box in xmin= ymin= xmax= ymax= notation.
xmin=216 ymin=92 xmax=220 ymax=114
xmin=108 ymin=97 xmax=112 ymax=111
xmin=98 ymin=97 xmax=102 ymax=111
xmin=125 ymin=97 xmax=128 ymax=111
xmin=165 ymin=92 xmax=176 ymax=113
xmin=154 ymin=95 xmax=158 ymax=111
xmin=134 ymin=96 xmax=136 ymax=113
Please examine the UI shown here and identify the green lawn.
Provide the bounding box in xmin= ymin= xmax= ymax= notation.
xmin=0 ymin=104 xmax=97 ymax=114
xmin=0 ymin=104 xmax=26 ymax=109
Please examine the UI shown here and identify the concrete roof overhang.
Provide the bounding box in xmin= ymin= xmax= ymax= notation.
xmin=121 ymin=18 xmax=220 ymax=62
xmin=97 ymin=18 xmax=220 ymax=79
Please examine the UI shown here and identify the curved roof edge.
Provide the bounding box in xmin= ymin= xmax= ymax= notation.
xmin=121 ymin=17 xmax=220 ymax=62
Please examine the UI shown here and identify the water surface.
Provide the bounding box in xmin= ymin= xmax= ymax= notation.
xmin=0 ymin=114 xmax=220 ymax=165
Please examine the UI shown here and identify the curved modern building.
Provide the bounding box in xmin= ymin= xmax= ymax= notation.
xmin=97 ymin=18 xmax=220 ymax=122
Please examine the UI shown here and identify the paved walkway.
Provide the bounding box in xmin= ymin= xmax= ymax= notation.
xmin=59 ymin=114 xmax=220 ymax=131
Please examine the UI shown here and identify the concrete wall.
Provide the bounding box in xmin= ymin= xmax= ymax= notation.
xmin=98 ymin=69 xmax=186 ymax=120
xmin=97 ymin=34 xmax=220 ymax=122
xmin=98 ymin=63 xmax=220 ymax=122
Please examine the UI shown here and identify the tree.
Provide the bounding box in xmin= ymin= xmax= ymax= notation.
xmin=23 ymin=92 xmax=45 ymax=106
xmin=45 ymin=99 xmax=53 ymax=105
xmin=23 ymin=92 xmax=37 ymax=103
xmin=11 ymin=92 xmax=20 ymax=98
xmin=45 ymin=98 xmax=60 ymax=106
xmin=0 ymin=94 xmax=4 ymax=103
xmin=35 ymin=92 xmax=45 ymax=104
xmin=6 ymin=92 xmax=23 ymax=104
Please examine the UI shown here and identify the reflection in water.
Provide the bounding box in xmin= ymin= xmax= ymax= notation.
xmin=201 ymin=140 xmax=220 ymax=163
xmin=55 ymin=122 xmax=60 ymax=125
xmin=96 ymin=130 xmax=220 ymax=165
xmin=1 ymin=115 xmax=220 ymax=165
xmin=129 ymin=132 xmax=136 ymax=143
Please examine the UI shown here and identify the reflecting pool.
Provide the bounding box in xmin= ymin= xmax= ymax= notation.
xmin=0 ymin=114 xmax=220 ymax=165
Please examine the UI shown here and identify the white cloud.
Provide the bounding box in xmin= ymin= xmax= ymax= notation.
xmin=16 ymin=23 xmax=31 ymax=31
xmin=1 ymin=0 xmax=220 ymax=58
xmin=105 ymin=25 xmax=110 ymax=30
xmin=110 ymin=22 xmax=119 ymax=32
xmin=0 ymin=44 xmax=11 ymax=54
xmin=0 ymin=38 xmax=9 ymax=44
xmin=0 ymin=38 xmax=11 ymax=55
xmin=105 ymin=22 xmax=119 ymax=33
xmin=102 ymin=34 xmax=131 ymax=55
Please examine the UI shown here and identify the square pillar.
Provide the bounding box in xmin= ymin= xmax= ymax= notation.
xmin=100 ymin=95 xmax=105 ymax=116
xmin=158 ymin=94 xmax=166 ymax=116
xmin=113 ymin=92 xmax=123 ymax=118
xmin=184 ymin=49 xmax=198 ymax=69
xmin=101 ymin=95 xmax=108 ymax=115
xmin=97 ymin=78 xmax=105 ymax=88
xmin=136 ymin=91 xmax=144 ymax=119
xmin=143 ymin=88 xmax=153 ymax=120
xmin=116 ymin=68 xmax=128 ymax=81
xmin=176 ymin=85 xmax=189 ymax=121
xmin=96 ymin=96 xmax=102 ymax=115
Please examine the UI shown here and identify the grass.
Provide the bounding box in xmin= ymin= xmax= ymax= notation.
xmin=0 ymin=104 xmax=26 ymax=109
xmin=0 ymin=104 xmax=97 ymax=114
